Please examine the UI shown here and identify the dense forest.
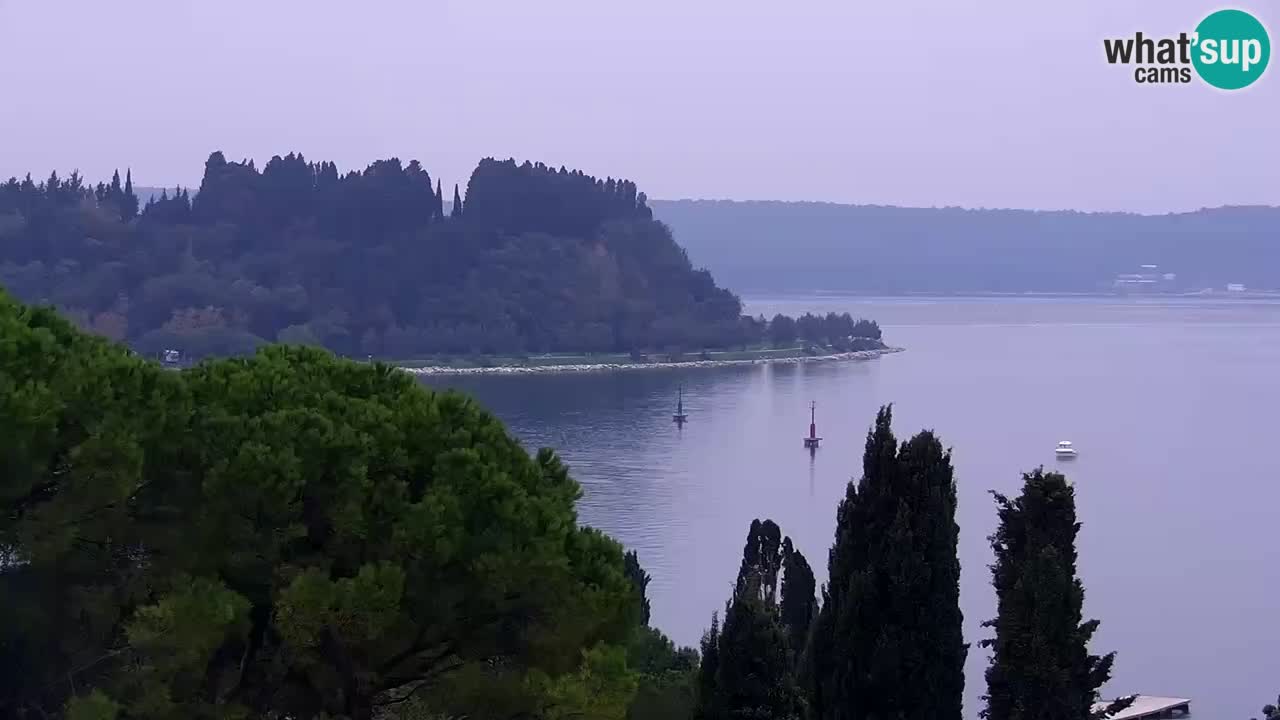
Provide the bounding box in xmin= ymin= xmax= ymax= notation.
xmin=1 ymin=292 xmax=1130 ymax=719
xmin=652 ymin=200 xmax=1280 ymax=294
xmin=0 ymin=156 xmax=881 ymax=360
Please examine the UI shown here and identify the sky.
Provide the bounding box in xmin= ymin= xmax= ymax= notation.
xmin=0 ymin=0 xmax=1276 ymax=213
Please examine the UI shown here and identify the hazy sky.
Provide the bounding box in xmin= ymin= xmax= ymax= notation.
xmin=1 ymin=0 xmax=1275 ymax=212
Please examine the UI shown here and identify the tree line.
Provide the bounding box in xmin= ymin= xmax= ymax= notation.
xmin=0 ymin=154 xmax=880 ymax=360
xmin=2 ymin=293 xmax=1123 ymax=720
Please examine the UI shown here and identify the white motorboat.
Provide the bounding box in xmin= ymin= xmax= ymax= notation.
xmin=1054 ymin=440 xmax=1078 ymax=458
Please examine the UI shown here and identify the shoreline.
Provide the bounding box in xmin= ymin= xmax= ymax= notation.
xmin=744 ymin=290 xmax=1280 ymax=300
xmin=400 ymin=346 xmax=903 ymax=376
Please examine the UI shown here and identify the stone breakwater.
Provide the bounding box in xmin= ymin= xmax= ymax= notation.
xmin=400 ymin=346 xmax=903 ymax=376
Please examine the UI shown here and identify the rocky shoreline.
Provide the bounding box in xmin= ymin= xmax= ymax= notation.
xmin=400 ymin=346 xmax=903 ymax=376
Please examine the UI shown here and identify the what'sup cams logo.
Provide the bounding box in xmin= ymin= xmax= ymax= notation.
xmin=1104 ymin=8 xmax=1270 ymax=89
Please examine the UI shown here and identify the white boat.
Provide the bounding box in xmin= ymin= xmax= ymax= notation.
xmin=1054 ymin=440 xmax=1078 ymax=458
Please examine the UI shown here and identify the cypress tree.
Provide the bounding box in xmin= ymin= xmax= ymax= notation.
xmin=704 ymin=519 xmax=803 ymax=720
xmin=737 ymin=518 xmax=784 ymax=603
xmin=812 ymin=405 xmax=966 ymax=720
xmin=625 ymin=549 xmax=652 ymax=626
xmin=434 ymin=178 xmax=444 ymax=219
xmin=981 ymin=469 xmax=1130 ymax=720
xmin=450 ymin=183 xmax=463 ymax=218
xmin=779 ymin=537 xmax=817 ymax=666
xmin=716 ymin=590 xmax=801 ymax=720
xmin=122 ymin=169 xmax=138 ymax=220
xmin=696 ymin=613 xmax=722 ymax=720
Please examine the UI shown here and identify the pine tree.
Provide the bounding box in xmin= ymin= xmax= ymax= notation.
xmin=811 ymin=405 xmax=966 ymax=720
xmin=451 ymin=183 xmax=463 ymax=218
xmin=434 ymin=178 xmax=444 ymax=220
xmin=982 ymin=469 xmax=1130 ymax=720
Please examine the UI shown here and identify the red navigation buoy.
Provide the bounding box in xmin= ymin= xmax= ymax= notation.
xmin=804 ymin=400 xmax=822 ymax=449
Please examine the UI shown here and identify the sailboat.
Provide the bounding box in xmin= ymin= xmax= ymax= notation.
xmin=673 ymin=386 xmax=688 ymax=423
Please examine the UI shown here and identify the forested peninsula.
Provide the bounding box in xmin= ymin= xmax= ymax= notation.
xmin=0 ymin=155 xmax=882 ymax=362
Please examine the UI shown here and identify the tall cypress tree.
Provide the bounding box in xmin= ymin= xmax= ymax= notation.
xmin=722 ymin=519 xmax=804 ymax=720
xmin=981 ymin=469 xmax=1130 ymax=720
xmin=434 ymin=178 xmax=444 ymax=219
xmin=811 ymin=405 xmax=966 ymax=720
xmin=737 ymin=518 xmax=784 ymax=603
xmin=450 ymin=183 xmax=463 ymax=218
xmin=122 ymin=169 xmax=138 ymax=220
xmin=625 ymin=549 xmax=652 ymax=626
xmin=700 ymin=519 xmax=807 ymax=720
xmin=696 ymin=613 xmax=722 ymax=720
xmin=716 ymin=590 xmax=801 ymax=720
xmin=779 ymin=537 xmax=817 ymax=667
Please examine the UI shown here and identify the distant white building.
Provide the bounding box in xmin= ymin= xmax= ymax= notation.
xmin=1113 ymin=265 xmax=1177 ymax=293
xmin=1227 ymin=283 xmax=1246 ymax=292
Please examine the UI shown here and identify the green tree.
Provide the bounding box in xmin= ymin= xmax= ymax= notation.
xmin=1256 ymin=695 xmax=1280 ymax=720
xmin=0 ymin=292 xmax=644 ymax=720
xmin=700 ymin=519 xmax=803 ymax=720
xmin=122 ymin=169 xmax=138 ymax=220
xmin=451 ymin=183 xmax=464 ymax=218
xmin=715 ymin=592 xmax=800 ymax=720
xmin=981 ymin=468 xmax=1130 ymax=720
xmin=769 ymin=313 xmax=797 ymax=347
xmin=696 ymin=613 xmax=721 ymax=720
xmin=779 ymin=537 xmax=816 ymax=667
xmin=0 ymin=291 xmax=191 ymax=718
xmin=628 ymin=668 xmax=697 ymax=720
xmin=625 ymin=625 xmax=698 ymax=720
xmin=737 ymin=518 xmax=784 ymax=603
xmin=625 ymin=550 xmax=653 ymax=626
xmin=623 ymin=551 xmax=699 ymax=720
xmin=811 ymin=405 xmax=966 ymax=720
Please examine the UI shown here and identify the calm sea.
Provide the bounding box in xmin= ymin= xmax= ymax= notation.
xmin=422 ymin=296 xmax=1280 ymax=720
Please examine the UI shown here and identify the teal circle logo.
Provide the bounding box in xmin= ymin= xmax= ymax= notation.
xmin=1192 ymin=9 xmax=1270 ymax=89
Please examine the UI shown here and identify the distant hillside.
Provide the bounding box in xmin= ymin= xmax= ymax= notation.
xmin=650 ymin=200 xmax=1280 ymax=294
xmin=1 ymin=156 xmax=754 ymax=358
xmin=135 ymin=186 xmax=178 ymax=204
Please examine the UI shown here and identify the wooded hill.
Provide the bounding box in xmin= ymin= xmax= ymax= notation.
xmin=0 ymin=155 xmax=752 ymax=358
xmin=652 ymin=199 xmax=1280 ymax=294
